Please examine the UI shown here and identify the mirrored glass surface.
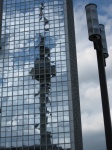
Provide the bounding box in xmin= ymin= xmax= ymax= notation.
xmin=0 ymin=0 xmax=72 ymax=149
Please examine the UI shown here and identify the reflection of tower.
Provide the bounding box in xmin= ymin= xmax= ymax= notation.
xmin=29 ymin=2 xmax=56 ymax=149
xmin=0 ymin=107 xmax=1 ymax=130
xmin=0 ymin=0 xmax=3 ymax=143
xmin=0 ymin=106 xmax=1 ymax=148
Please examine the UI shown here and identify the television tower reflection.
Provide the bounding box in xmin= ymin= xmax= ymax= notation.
xmin=29 ymin=2 xmax=56 ymax=149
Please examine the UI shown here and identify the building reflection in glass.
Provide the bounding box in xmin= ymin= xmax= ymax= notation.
xmin=0 ymin=0 xmax=78 ymax=149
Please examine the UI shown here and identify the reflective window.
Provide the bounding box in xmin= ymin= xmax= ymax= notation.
xmin=0 ymin=0 xmax=72 ymax=149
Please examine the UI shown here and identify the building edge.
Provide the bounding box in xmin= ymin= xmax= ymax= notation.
xmin=64 ymin=0 xmax=83 ymax=150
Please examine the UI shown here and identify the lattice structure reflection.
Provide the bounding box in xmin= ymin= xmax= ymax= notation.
xmin=29 ymin=2 xmax=56 ymax=149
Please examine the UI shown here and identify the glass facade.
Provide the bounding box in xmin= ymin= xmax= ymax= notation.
xmin=0 ymin=0 xmax=82 ymax=150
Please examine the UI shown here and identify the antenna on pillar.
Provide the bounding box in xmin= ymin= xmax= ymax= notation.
xmin=99 ymin=24 xmax=109 ymax=58
xmin=85 ymin=3 xmax=101 ymax=42
xmin=85 ymin=3 xmax=112 ymax=150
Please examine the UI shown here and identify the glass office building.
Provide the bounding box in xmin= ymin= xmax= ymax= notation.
xmin=0 ymin=0 xmax=83 ymax=150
